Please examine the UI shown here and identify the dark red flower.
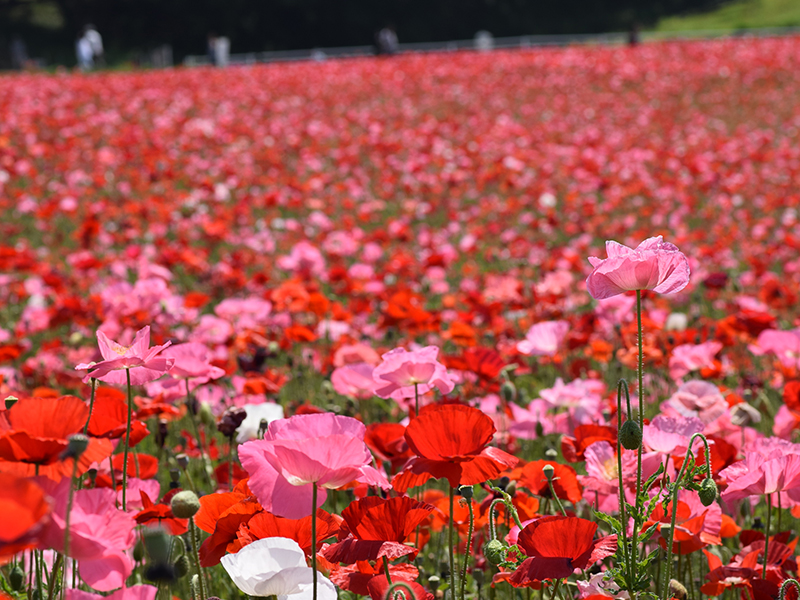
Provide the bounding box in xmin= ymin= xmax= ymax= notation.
xmin=509 ymin=516 xmax=617 ymax=584
xmin=364 ymin=423 xmax=413 ymax=473
xmin=323 ymin=496 xmax=433 ymax=563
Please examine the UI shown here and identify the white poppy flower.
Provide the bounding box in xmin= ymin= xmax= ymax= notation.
xmin=220 ymin=537 xmax=337 ymax=599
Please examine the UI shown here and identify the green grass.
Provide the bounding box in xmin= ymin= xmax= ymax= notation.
xmin=655 ymin=0 xmax=800 ymax=32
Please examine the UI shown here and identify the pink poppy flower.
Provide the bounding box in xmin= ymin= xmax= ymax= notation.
xmin=372 ymin=346 xmax=455 ymax=401
xmin=748 ymin=328 xmax=800 ymax=370
xmin=66 ymin=586 xmax=157 ymax=600
xmin=643 ymin=415 xmax=705 ymax=455
xmin=586 ymin=236 xmax=690 ymax=300
xmin=720 ymin=438 xmax=800 ymax=503
xmin=517 ymin=320 xmax=569 ymax=357
xmin=661 ymin=380 xmax=728 ymax=424
xmin=333 ymin=343 xmax=381 ymax=367
xmin=239 ymin=413 xmax=389 ymax=519
xmin=75 ymin=326 xmax=174 ymax=386
xmin=40 ymin=479 xmax=136 ymax=591
xmin=331 ymin=363 xmax=378 ymax=399
xmin=668 ymin=341 xmax=723 ymax=382
xmin=162 ymin=342 xmax=226 ymax=381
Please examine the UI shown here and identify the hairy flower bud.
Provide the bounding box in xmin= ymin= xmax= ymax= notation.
xmin=699 ymin=477 xmax=718 ymax=507
xmin=483 ymin=539 xmax=506 ymax=566
xmin=619 ymin=419 xmax=643 ymax=450
xmin=500 ymin=380 xmax=516 ymax=403
xmin=171 ymin=490 xmax=201 ymax=518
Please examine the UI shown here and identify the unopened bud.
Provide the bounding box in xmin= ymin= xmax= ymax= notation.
xmin=428 ymin=576 xmax=441 ymax=591
xmin=459 ymin=485 xmax=474 ymax=500
xmin=505 ymin=480 xmax=517 ymax=496
xmin=483 ymin=539 xmax=506 ymax=565
xmin=142 ymin=528 xmax=172 ymax=565
xmin=198 ymin=402 xmax=215 ymax=428
xmin=619 ymin=419 xmax=643 ymax=450
xmin=542 ymin=464 xmax=555 ymax=480
xmin=4 ymin=395 xmax=18 ymax=409
xmin=170 ymin=490 xmax=201 ymax=518
xmin=699 ymin=478 xmax=718 ymax=507
xmin=258 ymin=419 xmax=269 ymax=438
xmin=473 ymin=569 xmax=485 ymax=587
xmin=500 ymin=381 xmax=516 ymax=403
xmin=8 ymin=565 xmax=24 ymax=591
xmin=173 ymin=554 xmax=191 ymax=578
xmin=669 ymin=579 xmax=688 ymax=600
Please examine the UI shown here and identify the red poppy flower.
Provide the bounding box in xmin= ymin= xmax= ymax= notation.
xmin=236 ymin=508 xmax=340 ymax=556
xmin=0 ymin=473 xmax=50 ymax=559
xmin=135 ymin=489 xmax=188 ymax=535
xmin=509 ymin=516 xmax=617 ymax=584
xmin=392 ymin=404 xmax=518 ymax=492
xmin=364 ymin=423 xmax=413 ymax=473
xmin=517 ymin=461 xmax=583 ymax=504
xmin=560 ymin=424 xmax=618 ymax=463
xmin=88 ymin=388 xmax=149 ymax=446
xmin=323 ymin=496 xmax=433 ymax=563
xmin=0 ymin=396 xmax=113 ymax=480
xmin=330 ymin=560 xmax=420 ymax=596
xmin=367 ymin=575 xmax=433 ymax=600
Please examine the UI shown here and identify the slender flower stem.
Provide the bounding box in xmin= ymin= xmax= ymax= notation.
xmin=384 ymin=581 xmax=416 ymax=600
xmin=449 ymin=487 xmax=456 ymax=600
xmin=545 ymin=474 xmax=567 ymax=516
xmin=312 ymin=485 xmax=318 ymax=600
xmin=631 ymin=290 xmax=645 ymax=578
xmin=228 ymin=435 xmax=235 ymax=492
xmin=61 ymin=457 xmax=80 ymax=599
xmin=185 ymin=378 xmax=213 ymax=489
xmin=383 ymin=558 xmax=393 ymax=584
xmin=763 ymin=493 xmax=771 ymax=580
xmin=615 ymin=380 xmax=632 ymax=592
xmin=661 ymin=433 xmax=712 ymax=600
xmin=122 ymin=368 xmax=133 ymax=512
xmin=82 ymin=378 xmax=98 ymax=435
xmin=779 ymin=580 xmax=800 ymax=600
xmin=461 ymin=497 xmax=474 ymax=600
xmin=414 ymin=382 xmax=419 ymax=418
xmin=189 ymin=519 xmax=207 ymax=600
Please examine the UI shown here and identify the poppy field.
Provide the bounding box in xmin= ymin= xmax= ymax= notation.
xmin=1 ymin=34 xmax=800 ymax=600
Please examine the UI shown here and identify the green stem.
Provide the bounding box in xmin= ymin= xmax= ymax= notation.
xmin=414 ymin=382 xmax=419 ymax=417
xmin=312 ymin=485 xmax=318 ymax=600
xmin=82 ymin=378 xmax=97 ymax=435
xmin=61 ymin=457 xmax=79 ymax=598
xmin=779 ymin=580 xmax=800 ymax=600
xmin=632 ymin=290 xmax=644 ymax=582
xmin=762 ymin=493 xmax=771 ymax=580
xmin=190 ymin=519 xmax=207 ymax=600
xmin=616 ymin=380 xmax=632 ymax=593
xmin=383 ymin=558 xmax=393 ymax=584
xmin=384 ymin=581 xmax=417 ymax=600
xmin=461 ymin=498 xmax=474 ymax=600
xmin=45 ymin=554 xmax=62 ymax=600
xmin=122 ymin=368 xmax=133 ymax=512
xmin=449 ymin=487 xmax=456 ymax=600
xmin=228 ymin=435 xmax=235 ymax=492
xmin=185 ymin=378 xmax=213 ymax=490
xmin=661 ymin=433 xmax=712 ymax=600
xmin=545 ymin=474 xmax=567 ymax=516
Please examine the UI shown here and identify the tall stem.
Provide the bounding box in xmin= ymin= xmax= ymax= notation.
xmin=449 ymin=487 xmax=456 ymax=600
xmin=631 ymin=290 xmax=645 ymax=575
xmin=616 ymin=380 xmax=632 ymax=592
xmin=82 ymin=378 xmax=98 ymax=434
xmin=122 ymin=368 xmax=133 ymax=511
xmin=61 ymin=458 xmax=79 ymax=598
xmin=312 ymin=485 xmax=318 ymax=600
xmin=763 ymin=494 xmax=771 ymax=580
xmin=185 ymin=378 xmax=213 ymax=489
xmin=414 ymin=382 xmax=419 ymax=418
xmin=461 ymin=498 xmax=474 ymax=600
xmin=190 ymin=519 xmax=207 ymax=600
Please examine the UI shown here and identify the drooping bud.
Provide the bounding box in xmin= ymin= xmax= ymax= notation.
xmin=699 ymin=478 xmax=719 ymax=507
xmin=669 ymin=579 xmax=688 ymax=600
xmin=619 ymin=419 xmax=643 ymax=450
xmin=173 ymin=554 xmax=191 ymax=578
xmin=483 ymin=539 xmax=506 ymax=566
xmin=171 ymin=490 xmax=201 ymax=518
xmin=500 ymin=380 xmax=516 ymax=404
xmin=8 ymin=565 xmax=25 ymax=591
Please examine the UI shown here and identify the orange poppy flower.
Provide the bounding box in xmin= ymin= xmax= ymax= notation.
xmin=135 ymin=489 xmax=188 ymax=535
xmin=0 ymin=396 xmax=112 ymax=480
xmin=560 ymin=424 xmax=617 ymax=463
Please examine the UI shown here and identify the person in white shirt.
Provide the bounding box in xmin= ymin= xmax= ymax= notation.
xmin=76 ymin=33 xmax=93 ymax=71
xmin=84 ymin=25 xmax=105 ymax=67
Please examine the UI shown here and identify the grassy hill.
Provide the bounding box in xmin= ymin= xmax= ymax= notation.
xmin=656 ymin=0 xmax=800 ymax=32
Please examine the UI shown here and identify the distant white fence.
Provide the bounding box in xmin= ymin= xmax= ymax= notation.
xmin=182 ymin=26 xmax=800 ymax=67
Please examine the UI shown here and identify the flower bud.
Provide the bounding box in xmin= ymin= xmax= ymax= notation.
xmin=142 ymin=528 xmax=172 ymax=565
xmin=542 ymin=463 xmax=555 ymax=480
xmin=619 ymin=419 xmax=643 ymax=450
xmin=4 ymin=395 xmax=18 ymax=409
xmin=669 ymin=579 xmax=688 ymax=600
xmin=699 ymin=478 xmax=718 ymax=507
xmin=198 ymin=402 xmax=216 ymax=429
xmin=473 ymin=569 xmax=485 ymax=587
xmin=171 ymin=490 xmax=201 ymax=518
xmin=133 ymin=539 xmax=145 ymax=562
xmin=500 ymin=381 xmax=516 ymax=404
xmin=483 ymin=539 xmax=506 ymax=566
xmin=428 ymin=576 xmax=441 ymax=591
xmin=9 ymin=565 xmax=25 ymax=591
xmin=173 ymin=554 xmax=191 ymax=578
xmin=505 ymin=480 xmax=517 ymax=496
xmin=459 ymin=485 xmax=474 ymax=499
xmin=544 ymin=448 xmax=558 ymax=460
